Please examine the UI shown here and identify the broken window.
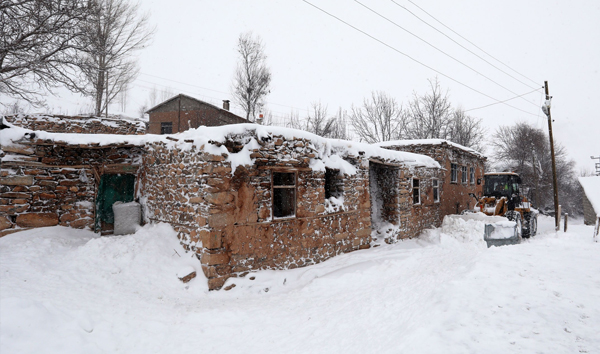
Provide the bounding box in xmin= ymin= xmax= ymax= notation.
xmin=412 ymin=178 xmax=420 ymax=204
xmin=433 ymin=179 xmax=439 ymax=203
xmin=451 ymin=163 xmax=458 ymax=183
xmin=461 ymin=166 xmax=468 ymax=184
xmin=469 ymin=167 xmax=475 ymax=185
xmin=161 ymin=122 xmax=173 ymax=134
xmin=325 ymin=168 xmax=343 ymax=199
xmin=272 ymin=171 xmax=296 ymax=218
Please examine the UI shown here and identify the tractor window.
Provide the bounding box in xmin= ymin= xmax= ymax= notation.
xmin=484 ymin=175 xmax=517 ymax=197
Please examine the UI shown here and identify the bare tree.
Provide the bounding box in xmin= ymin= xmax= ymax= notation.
xmin=305 ymin=101 xmax=335 ymax=137
xmin=0 ymin=0 xmax=88 ymax=105
xmin=159 ymin=86 xmax=173 ymax=101
xmin=328 ymin=107 xmax=349 ymax=140
xmin=148 ymin=86 xmax=158 ymax=107
xmin=73 ymin=0 xmax=154 ymax=116
xmin=447 ymin=107 xmax=486 ymax=152
xmin=283 ymin=109 xmax=306 ymax=131
xmin=232 ymin=32 xmax=271 ymax=122
xmin=349 ymin=91 xmax=407 ymax=143
xmin=491 ymin=122 xmax=579 ymax=214
xmin=406 ymin=77 xmax=452 ymax=140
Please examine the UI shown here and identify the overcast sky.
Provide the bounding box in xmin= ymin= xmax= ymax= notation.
xmin=8 ymin=0 xmax=600 ymax=172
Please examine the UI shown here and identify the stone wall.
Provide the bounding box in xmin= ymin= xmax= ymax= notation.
xmin=382 ymin=142 xmax=485 ymax=217
xmin=4 ymin=114 xmax=147 ymax=135
xmin=139 ymin=132 xmax=373 ymax=290
xmin=0 ymin=135 xmax=143 ymax=236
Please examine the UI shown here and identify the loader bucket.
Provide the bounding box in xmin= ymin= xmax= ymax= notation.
xmin=483 ymin=221 xmax=520 ymax=248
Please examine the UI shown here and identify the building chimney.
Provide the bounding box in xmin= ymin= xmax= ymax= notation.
xmin=222 ymin=100 xmax=230 ymax=111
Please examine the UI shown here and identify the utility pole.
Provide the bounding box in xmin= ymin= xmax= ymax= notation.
xmin=543 ymin=81 xmax=560 ymax=230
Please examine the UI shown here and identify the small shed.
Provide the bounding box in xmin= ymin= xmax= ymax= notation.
xmin=579 ymin=176 xmax=600 ymax=225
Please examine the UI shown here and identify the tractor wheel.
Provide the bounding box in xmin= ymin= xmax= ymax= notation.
xmin=523 ymin=212 xmax=538 ymax=238
xmin=506 ymin=211 xmax=523 ymax=241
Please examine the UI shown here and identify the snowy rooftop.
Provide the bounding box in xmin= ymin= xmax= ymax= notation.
xmin=1 ymin=122 xmax=440 ymax=173
xmin=579 ymin=176 xmax=600 ymax=216
xmin=376 ymin=138 xmax=485 ymax=158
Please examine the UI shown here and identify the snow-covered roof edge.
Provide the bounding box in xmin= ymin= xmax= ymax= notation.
xmin=1 ymin=122 xmax=440 ymax=172
xmin=3 ymin=113 xmax=147 ymax=123
xmin=578 ymin=176 xmax=600 ymax=216
xmin=375 ymin=138 xmax=485 ymax=159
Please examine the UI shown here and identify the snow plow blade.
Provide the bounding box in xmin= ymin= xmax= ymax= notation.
xmin=483 ymin=222 xmax=520 ymax=248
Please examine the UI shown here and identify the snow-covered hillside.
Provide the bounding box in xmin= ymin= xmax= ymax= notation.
xmin=1 ymin=216 xmax=599 ymax=353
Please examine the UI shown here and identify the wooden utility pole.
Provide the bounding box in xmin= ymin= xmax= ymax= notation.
xmin=544 ymin=81 xmax=560 ymax=230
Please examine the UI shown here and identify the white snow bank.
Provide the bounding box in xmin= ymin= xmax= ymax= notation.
xmin=423 ymin=213 xmax=515 ymax=247
xmin=579 ymin=176 xmax=600 ymax=216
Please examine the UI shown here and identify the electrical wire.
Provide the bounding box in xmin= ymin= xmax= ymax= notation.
xmin=390 ymin=0 xmax=539 ymax=90
xmin=355 ymin=0 xmax=539 ymax=108
xmin=464 ymin=87 xmax=543 ymax=112
xmin=405 ymin=0 xmax=540 ymax=87
xmin=302 ymin=0 xmax=540 ymax=117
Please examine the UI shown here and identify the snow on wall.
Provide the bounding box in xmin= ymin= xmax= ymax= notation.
xmin=579 ymin=176 xmax=600 ymax=218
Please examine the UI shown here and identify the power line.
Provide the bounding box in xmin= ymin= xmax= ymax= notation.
xmin=465 ymin=87 xmax=543 ymax=112
xmin=390 ymin=0 xmax=539 ymax=90
xmin=354 ymin=0 xmax=539 ymax=108
xmin=405 ymin=0 xmax=540 ymax=87
xmin=302 ymin=0 xmax=540 ymax=117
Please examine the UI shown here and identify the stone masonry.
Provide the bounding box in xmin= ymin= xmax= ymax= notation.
xmin=4 ymin=114 xmax=147 ymax=135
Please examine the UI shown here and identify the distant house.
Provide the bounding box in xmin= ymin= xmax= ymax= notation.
xmin=377 ymin=139 xmax=486 ymax=216
xmin=579 ymin=176 xmax=600 ymax=225
xmin=146 ymin=94 xmax=248 ymax=134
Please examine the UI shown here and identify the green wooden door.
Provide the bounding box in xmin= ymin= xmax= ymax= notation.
xmin=95 ymin=174 xmax=135 ymax=232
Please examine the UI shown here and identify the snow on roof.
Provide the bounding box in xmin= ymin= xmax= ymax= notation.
xmin=376 ymin=138 xmax=485 ymax=158
xmin=1 ymin=121 xmax=440 ymax=174
xmin=579 ymin=176 xmax=600 ymax=216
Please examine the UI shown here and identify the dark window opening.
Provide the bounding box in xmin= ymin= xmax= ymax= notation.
xmin=451 ymin=163 xmax=458 ymax=183
xmin=273 ymin=171 xmax=296 ymax=218
xmin=413 ymin=178 xmax=420 ymax=204
xmin=433 ymin=179 xmax=439 ymax=202
xmin=161 ymin=122 xmax=173 ymax=134
xmin=325 ymin=168 xmax=343 ymax=199
xmin=469 ymin=167 xmax=475 ymax=184
xmin=461 ymin=166 xmax=468 ymax=184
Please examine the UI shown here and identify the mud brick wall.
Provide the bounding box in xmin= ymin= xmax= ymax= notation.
xmin=382 ymin=143 xmax=485 ymax=217
xmin=139 ymin=133 xmax=372 ymax=290
xmin=399 ymin=167 xmax=443 ymax=239
xmin=0 ymin=139 xmax=143 ymax=236
xmin=4 ymin=114 xmax=147 ymax=135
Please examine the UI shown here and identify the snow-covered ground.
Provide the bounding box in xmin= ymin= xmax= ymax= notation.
xmin=1 ymin=216 xmax=599 ymax=353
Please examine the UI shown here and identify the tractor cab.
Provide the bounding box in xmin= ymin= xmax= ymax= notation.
xmin=483 ymin=173 xmax=522 ymax=199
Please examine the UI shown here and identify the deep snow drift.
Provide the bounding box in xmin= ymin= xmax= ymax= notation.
xmin=1 ymin=216 xmax=599 ymax=353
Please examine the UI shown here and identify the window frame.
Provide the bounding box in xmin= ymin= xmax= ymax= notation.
xmin=325 ymin=168 xmax=343 ymax=200
xmin=461 ymin=166 xmax=468 ymax=184
xmin=412 ymin=177 xmax=420 ymax=205
xmin=451 ymin=163 xmax=458 ymax=183
xmin=160 ymin=122 xmax=173 ymax=134
xmin=469 ymin=167 xmax=475 ymax=185
xmin=432 ymin=179 xmax=440 ymax=203
xmin=271 ymin=170 xmax=297 ymax=219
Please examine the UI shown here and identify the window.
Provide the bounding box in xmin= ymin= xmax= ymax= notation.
xmin=451 ymin=163 xmax=458 ymax=183
xmin=461 ymin=166 xmax=467 ymax=184
xmin=469 ymin=167 xmax=475 ymax=185
xmin=325 ymin=168 xmax=343 ymax=199
xmin=412 ymin=178 xmax=420 ymax=204
xmin=272 ymin=171 xmax=296 ymax=218
xmin=161 ymin=122 xmax=173 ymax=134
xmin=433 ymin=179 xmax=439 ymax=203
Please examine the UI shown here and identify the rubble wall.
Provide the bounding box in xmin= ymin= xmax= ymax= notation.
xmin=0 ymin=138 xmax=143 ymax=236
xmin=4 ymin=115 xmax=147 ymax=135
xmin=139 ymin=134 xmax=372 ymax=290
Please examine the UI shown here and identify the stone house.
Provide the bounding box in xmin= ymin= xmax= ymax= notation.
xmin=2 ymin=122 xmax=456 ymax=290
xmin=138 ymin=125 xmax=442 ymax=289
xmin=578 ymin=176 xmax=600 ymax=226
xmin=378 ymin=139 xmax=486 ymax=217
xmin=146 ymin=94 xmax=248 ymax=135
